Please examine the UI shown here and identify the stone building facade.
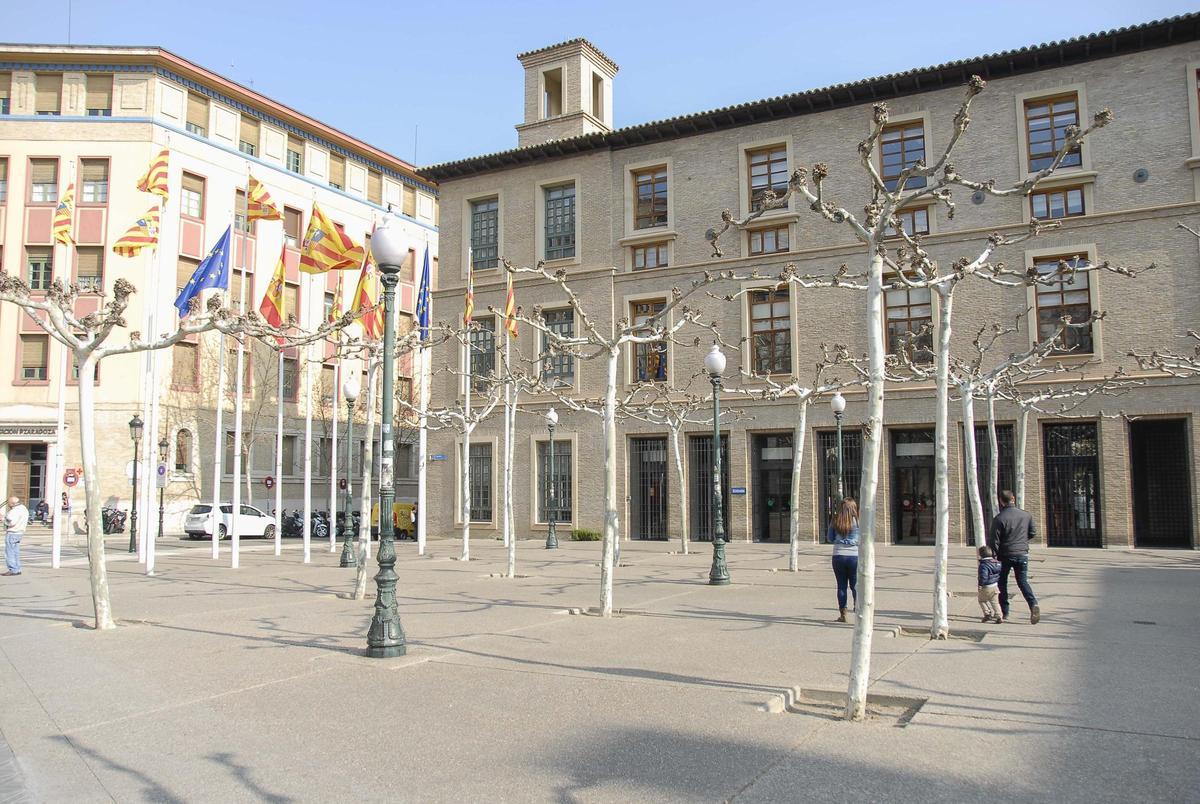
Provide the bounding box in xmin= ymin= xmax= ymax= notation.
xmin=422 ymin=19 xmax=1200 ymax=551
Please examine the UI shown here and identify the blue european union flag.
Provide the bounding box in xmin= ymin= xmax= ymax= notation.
xmin=416 ymin=245 xmax=431 ymax=341
xmin=174 ymin=226 xmax=232 ymax=317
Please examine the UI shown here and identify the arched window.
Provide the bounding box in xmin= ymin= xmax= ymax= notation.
xmin=175 ymin=429 xmax=193 ymax=472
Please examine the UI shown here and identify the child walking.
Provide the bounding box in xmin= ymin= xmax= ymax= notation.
xmin=977 ymin=546 xmax=1003 ymax=623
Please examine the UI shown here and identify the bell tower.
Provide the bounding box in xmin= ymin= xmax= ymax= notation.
xmin=516 ymin=38 xmax=618 ymax=148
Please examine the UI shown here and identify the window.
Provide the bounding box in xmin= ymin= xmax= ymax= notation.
xmin=224 ymin=348 xmax=252 ymax=394
xmin=234 ymin=190 xmax=253 ymax=234
xmin=239 ymin=116 xmax=259 ymax=156
xmin=886 ymin=207 xmax=931 ymax=238
xmin=470 ymin=197 xmax=499 ymax=270
xmin=224 ymin=432 xmax=236 ymax=471
xmin=1034 ymin=256 xmax=1093 ymax=354
xmin=544 ymin=183 xmax=576 ymax=260
xmin=0 ymin=72 xmax=9 ymax=114
xmin=27 ymin=247 xmax=53 ymax=290
xmin=76 ymin=247 xmax=103 ymax=292
xmin=633 ymin=166 xmax=668 ymax=229
xmin=229 ymin=268 xmax=252 ymax=310
xmin=80 ymin=159 xmax=108 ymax=203
xmin=880 ymin=123 xmax=927 ymax=191
xmin=181 ymin=173 xmax=204 ymax=219
xmin=20 ymin=335 xmax=49 ymax=381
xmin=402 ymin=185 xmax=416 ymax=218
xmin=0 ymin=158 xmax=7 ymax=203
xmin=885 ymin=284 xmax=933 ymax=362
xmin=632 ymin=241 xmax=668 ymax=270
xmin=592 ymin=72 xmax=604 ymax=120
xmin=85 ymin=74 xmax=112 ymax=116
xmin=537 ymin=440 xmax=572 ymax=523
xmin=283 ymin=206 xmax=302 ymax=248
xmin=1025 ymin=94 xmax=1082 ymax=172
xmin=323 ymin=291 xmax=335 ymax=323
xmin=748 ymin=146 xmax=788 ymax=212
xmin=30 ymin=158 xmax=58 ymax=203
xmin=541 ymin=308 xmax=575 ymax=386
xmin=282 ymin=356 xmax=299 ymax=402
xmin=748 ymin=225 xmax=789 ymax=255
xmin=286 ymin=135 xmax=304 ymax=174
xmin=70 ymin=354 xmax=99 ymax=383
xmin=397 ymin=376 xmax=414 ymax=407
xmin=176 ymin=257 xmax=199 ymax=294
xmin=283 ymin=281 xmax=300 ymax=323
xmin=632 ymin=300 xmax=667 ymax=382
xmin=185 ymin=93 xmax=208 ymax=136
xmin=749 ymin=286 xmax=791 ymax=375
xmin=1031 ymin=186 xmax=1085 ymax=220
xmin=174 ymin=430 xmax=193 ymax=472
xmin=542 ymin=67 xmax=563 ymax=118
xmin=282 ymin=435 xmax=297 ymax=475
xmin=172 ymin=342 xmax=199 ymax=388
xmin=321 ymin=363 xmax=335 ymax=402
xmin=469 ymin=317 xmax=496 ymax=391
xmin=34 ymin=73 xmax=61 ymax=116
xmin=367 ymin=170 xmax=382 ymax=205
xmin=468 ymin=442 xmax=493 ymax=522
xmin=329 ymin=153 xmax=345 ymax=190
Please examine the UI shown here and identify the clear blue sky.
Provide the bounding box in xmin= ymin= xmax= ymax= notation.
xmin=4 ymin=0 xmax=1197 ymax=167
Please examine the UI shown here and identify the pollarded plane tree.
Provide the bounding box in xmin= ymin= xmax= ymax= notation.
xmin=707 ymin=74 xmax=1115 ymax=720
xmin=1129 ymin=330 xmax=1200 ymax=379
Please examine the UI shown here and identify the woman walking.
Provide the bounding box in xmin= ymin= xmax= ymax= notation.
xmin=826 ymin=498 xmax=859 ymax=622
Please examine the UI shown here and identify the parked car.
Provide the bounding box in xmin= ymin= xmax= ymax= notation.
xmin=184 ymin=503 xmax=276 ymax=540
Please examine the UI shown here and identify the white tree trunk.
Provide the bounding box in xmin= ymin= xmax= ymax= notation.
xmin=211 ymin=332 xmax=227 ymax=561
xmin=788 ymin=398 xmax=809 ymax=572
xmin=985 ymin=388 xmax=1000 ymax=522
xmin=1015 ymin=408 xmax=1029 ymax=511
xmin=931 ymin=287 xmax=953 ymax=640
xmin=244 ymin=445 xmax=254 ymax=509
xmin=670 ymin=426 xmax=688 ymax=555
xmin=460 ymin=426 xmax=471 ymax=562
xmin=354 ymin=363 xmax=377 ymax=600
xmin=77 ymin=355 xmax=115 ymax=630
xmin=846 ymin=251 xmax=885 ymax=721
xmin=599 ymin=349 xmax=618 ymax=616
xmin=961 ymin=386 xmax=988 ymax=549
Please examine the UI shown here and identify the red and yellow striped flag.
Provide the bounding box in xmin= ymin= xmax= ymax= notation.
xmin=503 ymin=268 xmax=518 ymax=338
xmin=111 ymin=207 xmax=160 ymax=257
xmin=299 ymin=202 xmax=365 ymax=274
xmin=246 ymin=175 xmax=283 ymax=221
xmin=328 ymin=271 xmax=345 ymax=323
xmin=136 ymin=148 xmax=170 ymax=198
xmin=258 ymin=246 xmax=287 ymax=343
xmin=352 ymin=254 xmax=383 ymax=340
xmin=463 ymin=261 xmax=474 ymax=327
xmin=53 ymin=183 xmax=75 ymax=245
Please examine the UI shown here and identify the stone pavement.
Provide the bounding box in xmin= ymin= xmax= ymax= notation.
xmin=0 ymin=532 xmax=1197 ymax=802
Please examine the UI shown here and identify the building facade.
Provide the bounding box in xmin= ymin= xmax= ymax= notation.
xmin=0 ymin=45 xmax=439 ymax=535
xmin=421 ymin=19 xmax=1200 ymax=551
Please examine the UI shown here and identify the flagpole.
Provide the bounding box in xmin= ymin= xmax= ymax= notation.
xmin=229 ymin=171 xmax=252 ymax=570
xmin=49 ymin=159 xmax=75 ymax=570
xmin=330 ymin=344 xmax=340 ymax=553
xmin=211 ymin=330 xmax=227 ymax=559
xmin=274 ymin=349 xmax=284 ymax=556
xmin=145 ymin=193 xmax=165 ymax=576
xmin=502 ymin=333 xmax=511 ymax=549
xmin=138 ymin=240 xmax=155 ymax=564
xmin=416 ymin=244 xmax=430 ymax=557
xmin=302 ymin=272 xmax=314 ymax=565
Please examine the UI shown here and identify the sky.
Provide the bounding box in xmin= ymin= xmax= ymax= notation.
xmin=3 ymin=0 xmax=1198 ymax=167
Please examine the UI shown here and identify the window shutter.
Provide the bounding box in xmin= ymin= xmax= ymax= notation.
xmin=329 ymin=154 xmax=346 ymax=188
xmin=35 ymin=74 xmax=61 ymax=113
xmin=402 ymin=185 xmax=416 ymax=217
xmin=80 ymin=159 xmax=107 ymax=182
xmin=22 ymin=336 xmax=47 ymax=366
xmin=0 ymin=72 xmax=10 ymax=100
xmin=31 ymin=159 xmax=57 ymax=185
xmin=181 ymin=173 xmax=204 ymax=196
xmin=186 ymin=93 xmax=208 ymax=128
xmin=85 ymin=74 xmax=113 ymax=110
xmin=77 ymin=248 xmax=102 ymax=278
xmin=240 ymin=116 xmax=259 ymax=147
xmin=0 ymin=159 xmax=7 ymax=182
xmin=284 ymin=207 xmax=302 ymax=241
xmin=367 ymin=170 xmax=382 ymax=204
xmin=177 ymin=258 xmax=198 ymax=292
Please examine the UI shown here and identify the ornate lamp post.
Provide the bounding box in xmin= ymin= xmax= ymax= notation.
xmin=127 ymin=413 xmax=143 ymax=553
xmin=339 ymin=377 xmax=361 ymax=568
xmin=831 ymin=391 xmax=847 ymax=501
xmin=157 ymin=436 xmax=169 ymax=541
xmin=704 ymin=345 xmax=729 ymax=585
xmin=364 ymin=223 xmax=406 ymax=658
xmin=544 ymin=407 xmax=559 ymax=549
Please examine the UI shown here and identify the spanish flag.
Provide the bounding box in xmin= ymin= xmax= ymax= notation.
xmin=136 ymin=148 xmax=170 ymax=199
xmin=463 ymin=260 xmax=474 ymax=327
xmin=53 ymin=183 xmax=75 ymax=246
xmin=328 ymin=271 xmax=345 ymax=323
xmin=300 ymin=202 xmax=365 ymax=274
xmin=258 ymin=246 xmax=288 ymax=343
xmin=503 ymin=267 xmax=518 ymax=338
xmin=246 ymin=175 xmax=283 ymax=221
xmin=352 ymin=254 xmax=383 ymax=341
xmin=111 ymin=207 xmax=160 ymax=257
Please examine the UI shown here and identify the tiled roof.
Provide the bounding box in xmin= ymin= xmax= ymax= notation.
xmin=516 ymin=37 xmax=619 ymax=72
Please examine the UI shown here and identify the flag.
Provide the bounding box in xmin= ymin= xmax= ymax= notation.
xmin=259 ymin=246 xmax=287 ymax=342
xmin=299 ymin=202 xmax=365 ymax=274
xmin=136 ymin=148 xmax=169 ymax=198
xmin=111 ymin=207 xmax=160 ymax=257
xmin=416 ymin=246 xmax=431 ymax=341
xmin=174 ymin=227 xmax=232 ymax=317
xmin=463 ymin=257 xmax=474 ymax=327
xmin=503 ymin=267 xmax=518 ymax=338
xmin=53 ymin=183 xmax=75 ymax=245
xmin=352 ymin=254 xmax=383 ymax=341
xmin=328 ymin=271 xmax=345 ymax=323
xmin=246 ymin=175 xmax=283 ymax=221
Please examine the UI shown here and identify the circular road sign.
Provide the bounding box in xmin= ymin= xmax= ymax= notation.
xmin=264 ymin=476 xmax=275 ymax=489
xmin=63 ymin=471 xmax=79 ymax=487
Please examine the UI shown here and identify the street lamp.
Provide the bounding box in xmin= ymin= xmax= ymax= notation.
xmin=544 ymin=407 xmax=559 ymax=550
xmin=128 ymin=413 xmax=143 ymax=553
xmin=831 ymin=391 xmax=847 ymax=501
xmin=703 ymin=345 xmax=729 ymax=585
xmin=339 ymin=377 xmax=361 ymax=568
xmin=365 ymin=222 xmax=407 ymax=658
xmin=157 ymin=436 xmax=169 ymax=542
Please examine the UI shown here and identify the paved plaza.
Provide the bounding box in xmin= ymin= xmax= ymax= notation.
xmin=0 ymin=530 xmax=1197 ymax=802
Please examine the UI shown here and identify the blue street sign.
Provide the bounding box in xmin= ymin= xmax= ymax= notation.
xmin=731 ymin=487 xmax=747 ymax=495
xmin=431 ymin=454 xmax=447 ymax=461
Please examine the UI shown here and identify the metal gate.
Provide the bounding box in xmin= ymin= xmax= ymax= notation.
xmin=752 ymin=433 xmax=792 ymax=542
xmin=817 ymin=429 xmax=862 ymax=538
xmin=1042 ymin=422 xmax=1102 ymax=547
xmin=1130 ymin=419 xmax=1192 ymax=548
xmin=688 ymin=434 xmax=730 ymax=542
xmin=630 ymin=437 xmax=669 ymax=540
xmin=966 ymin=424 xmax=1015 ymax=545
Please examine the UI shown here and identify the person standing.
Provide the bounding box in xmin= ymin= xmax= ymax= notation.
xmin=826 ymin=497 xmax=859 ymax=623
xmin=4 ymin=496 xmax=29 ymax=576
xmin=989 ymin=489 xmax=1040 ymax=624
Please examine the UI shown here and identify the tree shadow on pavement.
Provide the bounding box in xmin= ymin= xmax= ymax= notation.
xmin=206 ymin=752 xmax=294 ymax=803
xmin=50 ymin=736 xmax=185 ymax=804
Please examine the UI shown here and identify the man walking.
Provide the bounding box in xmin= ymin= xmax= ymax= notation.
xmin=989 ymin=490 xmax=1040 ymax=624
xmin=4 ymin=495 xmax=29 ymax=576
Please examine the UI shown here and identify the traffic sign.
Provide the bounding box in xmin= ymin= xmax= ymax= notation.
xmin=156 ymin=462 xmax=168 ymax=489
xmin=63 ymin=470 xmax=78 ymax=487
xmin=338 ymin=478 xmax=347 ymax=490
xmin=264 ymin=475 xmax=275 ymax=490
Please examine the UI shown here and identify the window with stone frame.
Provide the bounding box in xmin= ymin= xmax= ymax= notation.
xmin=1030 ymin=185 xmax=1085 ymax=220
xmin=469 ymin=316 xmax=497 ymax=391
xmin=470 ymin=197 xmax=499 ymax=270
xmin=282 ymin=356 xmax=300 ymax=402
xmin=1024 ymin=94 xmax=1082 ymax=172
xmin=1034 ymin=255 xmax=1093 ymax=354
xmin=75 ymin=247 xmax=104 ymax=293
xmin=20 ymin=334 xmax=48 ymax=381
xmin=537 ymin=440 xmax=572 ymax=523
xmin=632 ymin=241 xmax=668 ymax=270
xmin=748 ymin=145 xmax=788 ymax=212
xmin=633 ymin=166 xmax=668 ymax=229
xmin=880 ymin=122 xmax=927 ymax=191
xmin=29 ymin=158 xmax=57 ymax=203
xmin=885 ymin=207 xmax=931 ymax=238
xmin=885 ymin=283 xmax=933 ymax=362
xmin=174 ymin=429 xmax=193 ymax=472
xmin=541 ymin=307 xmax=575 ymax=386
xmin=468 ymin=442 xmax=493 ymax=522
xmin=544 ymin=183 xmax=576 ymax=260
xmin=748 ymin=225 xmax=789 ymax=255
xmin=631 ymin=299 xmax=668 ymax=382
xmin=283 ymin=206 xmax=302 ymax=248
xmin=80 ymin=159 xmax=109 ymax=204
xmin=0 ymin=158 xmax=7 ymax=202
xmin=181 ymin=172 xmax=205 ymax=219
xmin=26 ymin=247 xmax=53 ymax=290
xmin=749 ymin=286 xmax=791 ymax=375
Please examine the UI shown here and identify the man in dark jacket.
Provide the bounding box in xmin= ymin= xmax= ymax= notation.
xmin=988 ymin=490 xmax=1041 ymax=624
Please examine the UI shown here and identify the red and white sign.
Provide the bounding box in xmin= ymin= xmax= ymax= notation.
xmin=63 ymin=470 xmax=79 ymax=487
xmin=338 ymin=478 xmax=347 ymax=490
xmin=264 ymin=476 xmax=275 ymax=490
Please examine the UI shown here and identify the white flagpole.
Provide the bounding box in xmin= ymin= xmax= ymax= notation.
xmin=502 ymin=334 xmax=511 ymax=549
xmin=416 ymin=245 xmax=430 ymax=557
xmin=49 ymin=160 xmax=75 ymax=569
xmin=302 ymin=273 xmax=314 ymax=564
xmin=274 ymin=349 xmax=284 ymax=556
xmin=357 ymin=350 xmax=377 ymax=564
xmin=211 ymin=333 xmax=227 ymax=559
xmin=137 ymin=253 xmax=155 ymax=564
xmin=229 ymin=175 xmax=251 ymax=570
xmin=329 ymin=350 xmax=340 ymax=553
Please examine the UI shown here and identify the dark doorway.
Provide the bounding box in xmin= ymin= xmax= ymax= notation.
xmin=630 ymin=436 xmax=669 ymax=540
xmin=752 ymin=433 xmax=792 ymax=542
xmin=965 ymin=423 xmax=1016 ymax=545
xmin=892 ymin=429 xmax=936 ymax=545
xmin=1042 ymin=422 xmax=1101 ymax=547
xmin=1130 ymin=419 xmax=1192 ymax=548
xmin=688 ymin=434 xmax=730 ymax=542
xmin=818 ymin=429 xmax=863 ymax=538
